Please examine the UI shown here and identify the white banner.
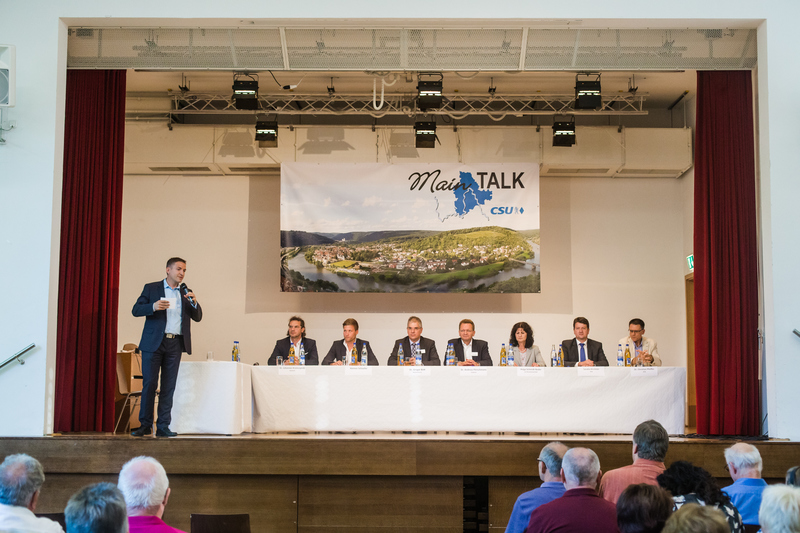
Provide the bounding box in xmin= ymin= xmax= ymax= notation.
xmin=280 ymin=163 xmax=540 ymax=293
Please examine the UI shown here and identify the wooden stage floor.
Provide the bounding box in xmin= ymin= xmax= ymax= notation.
xmin=1 ymin=433 xmax=796 ymax=532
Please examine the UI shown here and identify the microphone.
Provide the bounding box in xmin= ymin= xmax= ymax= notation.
xmin=179 ymin=283 xmax=195 ymax=305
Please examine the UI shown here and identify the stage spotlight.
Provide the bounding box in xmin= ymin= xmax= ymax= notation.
xmin=552 ymin=119 xmax=576 ymax=147
xmin=255 ymin=121 xmax=278 ymax=147
xmin=575 ymin=74 xmax=601 ymax=110
xmin=414 ymin=121 xmax=437 ymax=148
xmin=232 ymin=73 xmax=259 ymax=110
xmin=417 ymin=74 xmax=443 ymax=111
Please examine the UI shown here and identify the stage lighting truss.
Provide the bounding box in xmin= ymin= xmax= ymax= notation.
xmin=142 ymin=91 xmax=646 ymax=122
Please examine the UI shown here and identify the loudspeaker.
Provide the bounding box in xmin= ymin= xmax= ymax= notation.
xmin=0 ymin=45 xmax=16 ymax=107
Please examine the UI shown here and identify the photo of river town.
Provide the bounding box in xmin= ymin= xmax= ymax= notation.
xmin=280 ymin=226 xmax=540 ymax=293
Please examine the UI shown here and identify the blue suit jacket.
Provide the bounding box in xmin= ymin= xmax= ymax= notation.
xmin=132 ymin=280 xmax=203 ymax=354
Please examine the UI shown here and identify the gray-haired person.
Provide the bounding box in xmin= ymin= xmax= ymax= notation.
xmin=118 ymin=456 xmax=185 ymax=532
xmin=599 ymin=419 xmax=669 ymax=504
xmin=0 ymin=453 xmax=64 ymax=532
xmin=505 ymin=442 xmax=568 ymax=533
xmin=65 ymin=483 xmax=128 ymax=533
xmin=722 ymin=442 xmax=768 ymax=526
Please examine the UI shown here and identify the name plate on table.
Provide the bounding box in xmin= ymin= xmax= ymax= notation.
xmin=577 ymin=367 xmax=605 ymax=377
xmin=631 ymin=367 xmax=658 ymax=377
xmin=460 ymin=367 xmax=488 ymax=377
xmin=404 ymin=367 xmax=431 ymax=376
xmin=517 ymin=367 xmax=545 ymax=377
xmin=278 ymin=367 xmax=307 ymax=376
xmin=345 ymin=366 xmax=373 ymax=376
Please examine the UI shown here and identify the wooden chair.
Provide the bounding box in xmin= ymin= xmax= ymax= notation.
xmin=36 ymin=512 xmax=66 ymax=530
xmin=190 ymin=513 xmax=251 ymax=533
xmin=114 ymin=344 xmax=143 ymax=433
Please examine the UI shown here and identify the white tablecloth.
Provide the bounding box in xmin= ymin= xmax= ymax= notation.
xmin=171 ymin=361 xmax=253 ymax=435
xmin=251 ymin=366 xmax=686 ymax=434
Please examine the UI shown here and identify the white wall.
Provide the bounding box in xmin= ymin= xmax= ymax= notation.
xmin=2 ymin=1 xmax=798 ymax=438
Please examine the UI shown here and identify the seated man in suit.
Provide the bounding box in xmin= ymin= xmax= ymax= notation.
xmin=267 ymin=316 xmax=319 ymax=365
xmin=322 ymin=318 xmax=378 ymax=365
xmin=447 ymin=319 xmax=492 ymax=366
xmin=619 ymin=318 xmax=662 ymax=366
xmin=562 ymin=317 xmax=608 ymax=367
xmin=387 ymin=316 xmax=441 ymax=366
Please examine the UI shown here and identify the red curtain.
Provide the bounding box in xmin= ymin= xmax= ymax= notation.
xmin=54 ymin=70 xmax=126 ymax=432
xmin=694 ymin=71 xmax=759 ymax=435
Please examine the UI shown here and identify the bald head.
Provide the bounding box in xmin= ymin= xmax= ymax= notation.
xmin=562 ymin=447 xmax=602 ymax=490
xmin=118 ymin=456 xmax=170 ymax=517
xmin=724 ymin=443 xmax=762 ymax=480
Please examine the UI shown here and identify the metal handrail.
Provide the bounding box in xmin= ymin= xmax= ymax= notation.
xmin=0 ymin=343 xmax=35 ymax=371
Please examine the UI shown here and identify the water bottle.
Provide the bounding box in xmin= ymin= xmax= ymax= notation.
xmin=415 ymin=347 xmax=422 ymax=366
xmin=550 ymin=344 xmax=557 ymax=367
xmin=398 ymin=344 xmax=404 ymax=366
xmin=624 ymin=343 xmax=632 ymax=367
xmin=507 ymin=346 xmax=515 ymax=366
xmin=299 ymin=342 xmax=305 ymax=366
xmin=232 ymin=341 xmax=239 ymax=362
xmin=445 ymin=343 xmax=452 ymax=366
xmin=617 ymin=344 xmax=624 ymax=366
xmin=360 ymin=344 xmax=368 ymax=366
xmin=500 ymin=343 xmax=507 ymax=366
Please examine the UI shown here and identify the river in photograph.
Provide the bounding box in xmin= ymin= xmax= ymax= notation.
xmin=287 ymin=250 xmax=540 ymax=293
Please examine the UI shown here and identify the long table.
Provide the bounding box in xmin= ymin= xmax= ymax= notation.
xmin=250 ymin=366 xmax=686 ymax=434
xmin=171 ymin=361 xmax=253 ymax=435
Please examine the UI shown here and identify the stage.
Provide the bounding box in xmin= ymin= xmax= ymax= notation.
xmin=1 ymin=433 xmax=796 ymax=532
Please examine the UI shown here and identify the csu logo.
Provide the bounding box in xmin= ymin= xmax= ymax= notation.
xmin=491 ymin=206 xmax=525 ymax=215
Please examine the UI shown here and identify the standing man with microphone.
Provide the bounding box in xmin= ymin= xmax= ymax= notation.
xmin=131 ymin=257 xmax=202 ymax=437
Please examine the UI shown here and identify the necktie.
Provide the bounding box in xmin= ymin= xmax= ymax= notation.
xmin=580 ymin=343 xmax=586 ymax=362
xmin=411 ymin=343 xmax=418 ymax=359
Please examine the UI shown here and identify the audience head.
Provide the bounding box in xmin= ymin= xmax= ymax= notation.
xmin=561 ymin=447 xmax=601 ymax=490
xmin=633 ymin=420 xmax=669 ymax=462
xmin=661 ymin=503 xmax=729 ymax=533
xmin=724 ymin=442 xmax=763 ymax=480
xmin=117 ymin=456 xmax=170 ymax=517
xmin=657 ymin=461 xmax=730 ymax=508
xmin=0 ymin=453 xmax=45 ymax=510
xmin=759 ymin=484 xmax=800 ymax=533
xmin=509 ymin=322 xmax=534 ymax=348
xmin=786 ymin=466 xmax=800 ymax=487
xmin=538 ymin=442 xmax=568 ymax=482
xmin=617 ymin=483 xmax=674 ymax=533
xmin=65 ymin=482 xmax=128 ymax=533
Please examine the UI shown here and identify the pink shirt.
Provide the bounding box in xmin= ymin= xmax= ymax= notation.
xmin=128 ymin=515 xmax=186 ymax=533
xmin=598 ymin=458 xmax=666 ymax=504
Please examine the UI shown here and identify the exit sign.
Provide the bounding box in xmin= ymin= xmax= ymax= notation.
xmin=687 ymin=254 xmax=694 ymax=270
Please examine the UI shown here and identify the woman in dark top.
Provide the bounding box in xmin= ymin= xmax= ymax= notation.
xmin=657 ymin=461 xmax=743 ymax=533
